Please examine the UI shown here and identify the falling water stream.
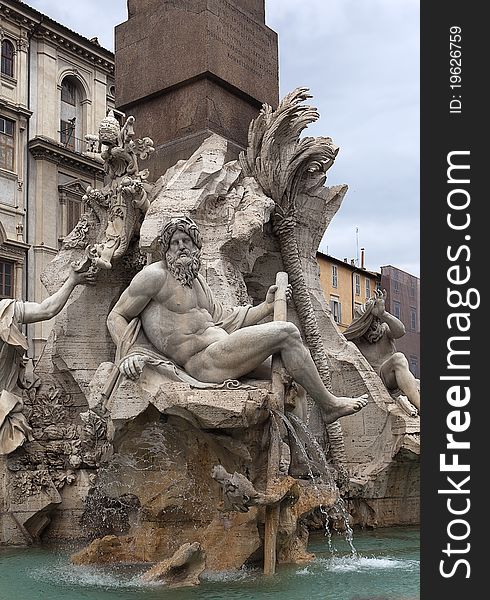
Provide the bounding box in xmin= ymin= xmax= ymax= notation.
xmin=272 ymin=410 xmax=358 ymax=556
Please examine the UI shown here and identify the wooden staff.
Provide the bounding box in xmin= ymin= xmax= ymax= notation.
xmin=263 ymin=271 xmax=288 ymax=575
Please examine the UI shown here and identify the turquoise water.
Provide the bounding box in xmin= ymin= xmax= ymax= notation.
xmin=0 ymin=527 xmax=419 ymax=600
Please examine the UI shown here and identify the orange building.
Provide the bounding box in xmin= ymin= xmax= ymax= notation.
xmin=317 ymin=252 xmax=380 ymax=331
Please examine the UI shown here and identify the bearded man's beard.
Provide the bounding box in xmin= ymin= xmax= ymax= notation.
xmin=365 ymin=319 xmax=384 ymax=344
xmin=166 ymin=249 xmax=201 ymax=287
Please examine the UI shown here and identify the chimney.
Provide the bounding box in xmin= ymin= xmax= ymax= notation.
xmin=343 ymin=258 xmax=348 ymax=263
xmin=361 ymin=248 xmax=365 ymax=269
xmin=350 ymin=259 xmax=355 ymax=266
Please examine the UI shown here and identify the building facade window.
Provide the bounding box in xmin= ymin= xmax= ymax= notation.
xmin=365 ymin=277 xmax=371 ymax=299
xmin=409 ymin=278 xmax=416 ymax=298
xmin=60 ymin=119 xmax=76 ymax=150
xmin=66 ymin=197 xmax=84 ymax=233
xmin=393 ymin=270 xmax=400 ymax=292
xmin=410 ymin=307 xmax=417 ymax=331
xmin=60 ymin=76 xmax=83 ymax=151
xmin=393 ymin=300 xmax=401 ymax=319
xmin=112 ymin=108 xmax=126 ymax=127
xmin=332 ymin=264 xmax=338 ymax=288
xmin=1 ymin=40 xmax=15 ymax=78
xmin=354 ymin=273 xmax=360 ymax=296
xmin=61 ymin=78 xmax=77 ymax=105
xmin=330 ymin=297 xmax=342 ymax=324
xmin=0 ymin=259 xmax=14 ymax=298
xmin=0 ymin=116 xmax=15 ymax=171
xmin=58 ymin=179 xmax=89 ymax=241
xmin=409 ymin=354 xmax=419 ymax=377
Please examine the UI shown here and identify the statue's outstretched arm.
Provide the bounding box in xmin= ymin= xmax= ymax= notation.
xmin=21 ymin=268 xmax=94 ymax=324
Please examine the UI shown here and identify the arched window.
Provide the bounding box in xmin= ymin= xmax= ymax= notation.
xmin=60 ymin=76 xmax=83 ymax=151
xmin=1 ymin=40 xmax=15 ymax=78
xmin=61 ymin=78 xmax=77 ymax=105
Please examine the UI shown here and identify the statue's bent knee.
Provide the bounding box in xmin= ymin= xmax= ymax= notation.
xmin=280 ymin=321 xmax=301 ymax=339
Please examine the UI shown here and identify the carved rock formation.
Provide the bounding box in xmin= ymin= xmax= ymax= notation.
xmin=1 ymin=92 xmax=418 ymax=560
xmin=140 ymin=542 xmax=206 ymax=587
xmin=71 ymin=534 xmax=139 ymax=565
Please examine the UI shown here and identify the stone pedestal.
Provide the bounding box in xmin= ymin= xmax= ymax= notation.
xmin=115 ymin=0 xmax=278 ymax=176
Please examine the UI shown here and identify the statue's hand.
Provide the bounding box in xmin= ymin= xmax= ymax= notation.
xmin=69 ymin=262 xmax=97 ymax=286
xmin=119 ymin=354 xmax=148 ymax=380
xmin=265 ymin=284 xmax=292 ymax=308
xmin=371 ymin=289 xmax=387 ymax=317
xmin=265 ymin=285 xmax=277 ymax=306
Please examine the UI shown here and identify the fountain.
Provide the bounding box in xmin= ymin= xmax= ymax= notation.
xmin=0 ymin=89 xmax=419 ymax=588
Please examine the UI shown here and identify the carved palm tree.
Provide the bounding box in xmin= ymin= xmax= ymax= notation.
xmin=239 ymin=88 xmax=347 ymax=468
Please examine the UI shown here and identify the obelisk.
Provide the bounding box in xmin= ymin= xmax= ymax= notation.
xmin=115 ymin=0 xmax=279 ymax=177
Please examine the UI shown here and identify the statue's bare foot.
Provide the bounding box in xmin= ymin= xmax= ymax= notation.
xmin=396 ymin=395 xmax=419 ymax=418
xmin=324 ymin=394 xmax=369 ymax=424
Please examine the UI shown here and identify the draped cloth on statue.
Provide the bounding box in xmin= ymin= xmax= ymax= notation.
xmin=0 ymin=299 xmax=33 ymax=455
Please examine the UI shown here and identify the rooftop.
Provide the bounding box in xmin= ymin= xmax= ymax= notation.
xmin=0 ymin=0 xmax=114 ymax=69
xmin=316 ymin=251 xmax=380 ymax=278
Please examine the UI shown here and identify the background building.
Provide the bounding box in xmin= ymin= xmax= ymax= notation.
xmin=317 ymin=254 xmax=420 ymax=378
xmin=381 ymin=265 xmax=420 ymax=377
xmin=1 ymin=0 xmax=115 ymax=355
xmin=317 ymin=251 xmax=380 ymax=332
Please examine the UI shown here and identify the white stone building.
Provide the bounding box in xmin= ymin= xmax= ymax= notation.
xmin=0 ymin=0 xmax=115 ymax=355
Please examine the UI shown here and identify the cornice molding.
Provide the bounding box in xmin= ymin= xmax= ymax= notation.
xmin=0 ymin=1 xmax=114 ymax=75
xmin=28 ymin=136 xmax=105 ymax=176
xmin=0 ymin=98 xmax=33 ymax=119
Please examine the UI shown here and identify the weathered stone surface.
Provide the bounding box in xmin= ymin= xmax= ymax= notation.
xmin=347 ymin=429 xmax=420 ymax=527
xmin=277 ymin=520 xmax=314 ymax=565
xmin=141 ymin=542 xmax=206 ymax=587
xmin=115 ymin=0 xmax=278 ymax=177
xmin=127 ymin=0 xmax=266 ymax=21
xmin=99 ymin=365 xmax=270 ymax=430
xmin=72 ymin=534 xmax=141 ymax=565
xmin=117 ymin=0 xmax=278 ymax=109
xmin=275 ymin=481 xmax=337 ymax=565
xmin=201 ymin=509 xmax=261 ymax=571
xmin=69 ymin=475 xmax=328 ymax=571
xmin=0 ymin=455 xmax=62 ymax=544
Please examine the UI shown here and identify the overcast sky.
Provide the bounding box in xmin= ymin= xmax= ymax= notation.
xmin=29 ymin=0 xmax=420 ymax=276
